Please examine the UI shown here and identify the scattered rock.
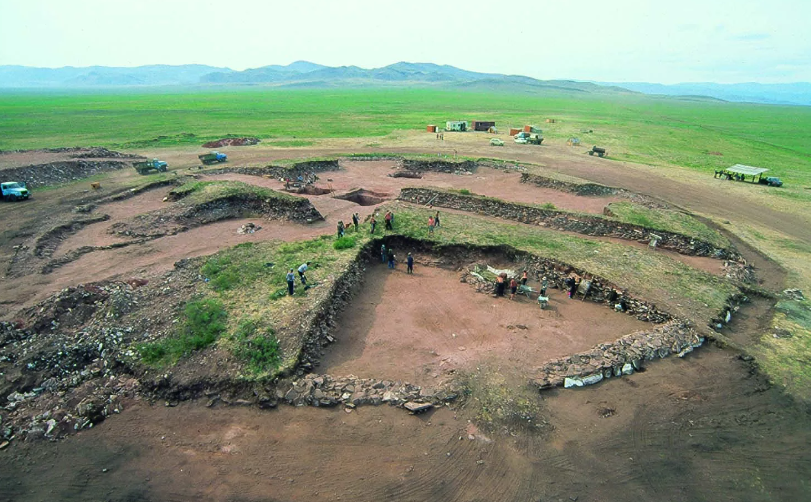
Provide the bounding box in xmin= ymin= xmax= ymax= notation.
xmin=404 ymin=402 xmax=433 ymax=413
xmin=783 ymin=289 xmax=805 ymax=301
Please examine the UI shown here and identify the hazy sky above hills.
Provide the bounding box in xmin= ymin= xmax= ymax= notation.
xmin=1 ymin=0 xmax=809 ymax=84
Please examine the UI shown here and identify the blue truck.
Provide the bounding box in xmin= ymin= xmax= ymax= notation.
xmin=198 ymin=151 xmax=228 ymax=165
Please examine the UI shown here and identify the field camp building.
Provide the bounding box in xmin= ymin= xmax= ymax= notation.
xmin=471 ymin=121 xmax=496 ymax=131
xmin=446 ymin=121 xmax=468 ymax=132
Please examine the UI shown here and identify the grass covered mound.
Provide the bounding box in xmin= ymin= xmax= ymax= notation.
xmin=168 ymin=180 xmax=301 ymax=205
xmin=400 ymin=187 xmax=732 ymax=255
xmin=605 ymin=201 xmax=730 ymax=249
xmin=110 ymin=180 xmax=322 ymax=238
xmin=186 ymin=235 xmax=364 ymax=378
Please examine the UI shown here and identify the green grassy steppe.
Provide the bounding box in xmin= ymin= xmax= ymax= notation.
xmin=2 ymin=88 xmax=810 ymax=184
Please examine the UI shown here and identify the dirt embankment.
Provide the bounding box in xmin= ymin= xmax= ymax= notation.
xmin=202 ymin=137 xmax=260 ymax=148
xmin=203 ymin=159 xmax=340 ymax=179
xmin=109 ymin=192 xmax=324 ymax=239
xmin=399 ymin=187 xmax=740 ymax=260
xmin=402 ymin=158 xmax=477 ymax=174
xmin=520 ymin=172 xmax=621 ymax=196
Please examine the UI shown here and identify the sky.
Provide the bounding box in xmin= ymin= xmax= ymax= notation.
xmin=1 ymin=0 xmax=809 ymax=84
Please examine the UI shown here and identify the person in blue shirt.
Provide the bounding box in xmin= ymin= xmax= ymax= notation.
xmin=407 ymin=253 xmax=414 ymax=274
xmin=298 ymin=262 xmax=309 ymax=285
xmin=286 ymin=269 xmax=295 ymax=295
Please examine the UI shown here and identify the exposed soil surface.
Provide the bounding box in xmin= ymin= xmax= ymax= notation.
xmin=0 ymin=145 xmax=807 ymax=501
xmin=1 ymin=346 xmax=808 ymax=502
xmin=322 ymin=260 xmax=650 ymax=386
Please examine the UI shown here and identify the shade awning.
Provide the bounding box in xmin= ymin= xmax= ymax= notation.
xmin=724 ymin=164 xmax=769 ymax=176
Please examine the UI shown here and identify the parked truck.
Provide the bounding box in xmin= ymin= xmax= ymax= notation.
xmin=198 ymin=151 xmax=228 ymax=165
xmin=514 ymin=131 xmax=543 ymax=145
xmin=1 ymin=181 xmax=30 ymax=201
xmin=133 ymin=159 xmax=168 ymax=174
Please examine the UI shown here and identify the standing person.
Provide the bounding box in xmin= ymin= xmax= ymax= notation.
xmin=387 ymin=248 xmax=395 ymax=269
xmin=496 ymin=274 xmax=506 ymax=297
xmin=337 ymin=221 xmax=345 ymax=238
xmin=370 ymin=216 xmax=377 ymax=234
xmin=509 ymin=277 xmax=518 ymax=300
xmin=298 ymin=262 xmax=310 ymax=285
xmin=428 ymin=216 xmax=435 ymax=234
xmin=434 ymin=211 xmax=441 ymax=228
xmin=521 ymin=270 xmax=528 ymax=286
xmin=540 ymin=276 xmax=549 ymax=296
xmin=380 ymin=243 xmax=387 ymax=263
xmin=286 ymin=268 xmax=295 ymax=295
xmin=407 ymin=253 xmax=414 ymax=274
xmin=568 ymin=276 xmax=579 ymax=299
xmin=352 ymin=212 xmax=359 ymax=232
xmin=565 ymin=276 xmax=575 ymax=298
xmin=384 ymin=211 xmax=393 ymax=230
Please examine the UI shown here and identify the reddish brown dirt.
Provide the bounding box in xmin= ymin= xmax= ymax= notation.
xmin=0 ymin=147 xmax=805 ymax=502
xmin=1 ymin=346 xmax=808 ymax=502
xmin=321 ymin=261 xmax=650 ymax=386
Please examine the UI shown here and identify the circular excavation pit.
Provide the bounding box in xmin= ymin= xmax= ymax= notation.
xmin=334 ymin=188 xmax=391 ymax=206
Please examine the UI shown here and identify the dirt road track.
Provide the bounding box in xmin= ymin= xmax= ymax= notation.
xmin=216 ymin=146 xmax=810 ymax=244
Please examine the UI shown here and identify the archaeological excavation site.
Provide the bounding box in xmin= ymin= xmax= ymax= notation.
xmin=0 ymin=146 xmax=807 ymax=501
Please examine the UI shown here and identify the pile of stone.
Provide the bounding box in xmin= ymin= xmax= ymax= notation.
xmin=0 ymin=267 xmax=197 ymax=443
xmin=532 ymin=320 xmax=704 ymax=390
xmin=399 ymin=187 xmax=739 ymax=260
xmin=278 ymin=373 xmax=458 ymax=411
xmin=0 ymin=160 xmax=131 ymax=189
xmin=237 ymin=222 xmax=261 ymax=234
xmin=402 ymin=159 xmax=476 ymax=175
xmin=71 ymin=147 xmax=141 ymax=159
xmin=202 ymin=137 xmax=260 ymax=148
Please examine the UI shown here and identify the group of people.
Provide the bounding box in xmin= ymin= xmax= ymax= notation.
xmin=380 ymin=243 xmax=414 ymax=273
xmin=428 ymin=211 xmax=441 ymax=234
xmin=337 ymin=212 xmax=362 ymax=238
xmin=286 ymin=261 xmax=311 ymax=295
xmin=494 ymin=270 xmax=547 ymax=300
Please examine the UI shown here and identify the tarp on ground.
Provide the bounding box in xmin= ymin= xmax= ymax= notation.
xmin=724 ymin=164 xmax=769 ymax=176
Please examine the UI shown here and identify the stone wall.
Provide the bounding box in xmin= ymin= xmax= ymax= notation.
xmin=398 ymin=187 xmax=739 ymax=260
xmin=532 ymin=320 xmax=704 ymax=390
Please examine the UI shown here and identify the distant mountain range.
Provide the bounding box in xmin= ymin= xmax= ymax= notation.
xmin=597 ymin=81 xmax=811 ymax=106
xmin=0 ymin=61 xmax=808 ymax=105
